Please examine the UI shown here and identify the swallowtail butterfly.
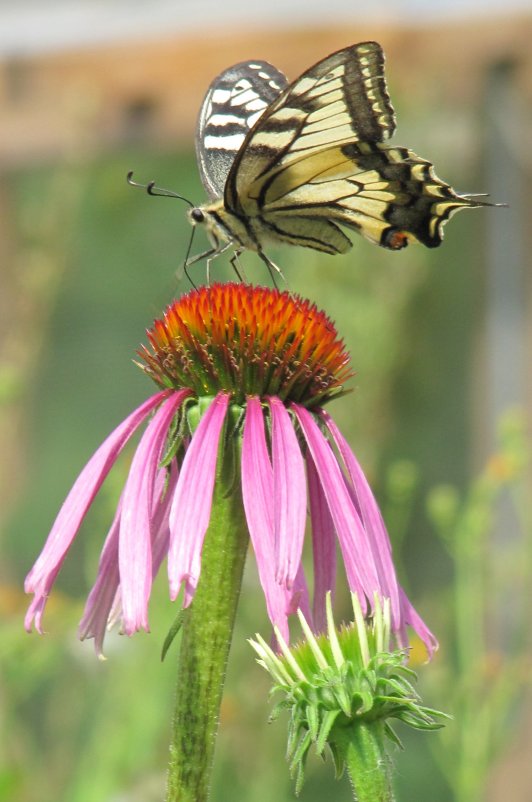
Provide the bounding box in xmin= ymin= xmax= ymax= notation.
xmin=186 ymin=41 xmax=494 ymax=274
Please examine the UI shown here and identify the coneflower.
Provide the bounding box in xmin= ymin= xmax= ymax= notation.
xmin=25 ymin=282 xmax=435 ymax=656
xmin=25 ymin=282 xmax=436 ymax=802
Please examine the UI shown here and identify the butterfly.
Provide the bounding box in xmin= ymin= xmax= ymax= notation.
xmin=183 ymin=41 xmax=494 ymax=276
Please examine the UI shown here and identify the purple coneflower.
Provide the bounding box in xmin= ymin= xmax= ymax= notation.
xmin=25 ymin=283 xmax=436 ymax=658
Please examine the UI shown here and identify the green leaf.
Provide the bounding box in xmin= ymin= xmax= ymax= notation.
xmin=161 ymin=609 xmax=186 ymax=661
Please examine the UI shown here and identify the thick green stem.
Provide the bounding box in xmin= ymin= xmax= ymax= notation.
xmin=165 ymin=446 xmax=249 ymax=802
xmin=334 ymin=721 xmax=395 ymax=802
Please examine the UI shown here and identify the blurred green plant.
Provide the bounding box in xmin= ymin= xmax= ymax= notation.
xmin=424 ymin=409 xmax=532 ymax=802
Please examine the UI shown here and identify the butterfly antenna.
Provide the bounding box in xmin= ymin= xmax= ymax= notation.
xmin=128 ymin=171 xmax=199 ymax=289
xmin=126 ymin=171 xmax=194 ymax=207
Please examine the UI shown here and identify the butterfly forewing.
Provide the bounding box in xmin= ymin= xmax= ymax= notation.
xmin=195 ymin=60 xmax=288 ymax=200
xmin=225 ymin=41 xmax=396 ymax=212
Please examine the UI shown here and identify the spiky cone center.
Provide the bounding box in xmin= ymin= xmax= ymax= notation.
xmin=138 ymin=283 xmax=353 ymax=409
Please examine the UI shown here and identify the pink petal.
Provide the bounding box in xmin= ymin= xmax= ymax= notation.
xmin=120 ymin=391 xmax=189 ymax=635
xmin=79 ymin=462 xmax=179 ymax=655
xmin=306 ymin=453 xmax=337 ymax=632
xmin=168 ymin=392 xmax=230 ymax=600
xmin=150 ymin=461 xmax=179 ymax=578
xmin=241 ymin=396 xmax=291 ymax=641
xmin=24 ymin=389 xmax=170 ymax=632
xmin=292 ymin=404 xmax=380 ymax=610
xmin=24 ymin=569 xmax=61 ymax=634
xmin=321 ymin=411 xmax=401 ymax=626
xmin=78 ymin=496 xmax=122 ymax=655
xmin=109 ymin=464 xmax=180 ymax=629
xmin=287 ymin=563 xmax=312 ymax=625
xmin=268 ymin=397 xmax=306 ymax=589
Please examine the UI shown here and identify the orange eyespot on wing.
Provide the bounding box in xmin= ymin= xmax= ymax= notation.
xmin=382 ymin=229 xmax=409 ymax=250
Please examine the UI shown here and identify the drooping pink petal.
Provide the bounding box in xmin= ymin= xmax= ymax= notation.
xmin=168 ymin=392 xmax=230 ymax=601
xmin=268 ymin=396 xmax=307 ymax=589
xmin=80 ymin=462 xmax=179 ymax=656
xmin=120 ymin=391 xmax=189 ymax=635
xmin=242 ymin=396 xmax=291 ymax=641
xmin=398 ymin=586 xmax=438 ymax=658
xmin=321 ymin=411 xmax=401 ymax=626
xmin=150 ymin=461 xmax=179 ymax=579
xmin=306 ymin=453 xmax=337 ymax=632
xmin=93 ymin=467 xmax=179 ymax=653
xmin=292 ymin=404 xmax=381 ymax=612
xmin=286 ymin=563 xmax=312 ymax=626
xmin=24 ymin=389 xmax=171 ymax=632
xmin=78 ymin=495 xmax=122 ymax=656
xmin=24 ymin=567 xmax=61 ymax=634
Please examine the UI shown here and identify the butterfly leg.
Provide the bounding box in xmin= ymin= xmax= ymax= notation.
xmin=257 ymin=250 xmax=287 ymax=291
xmin=185 ymin=241 xmax=233 ymax=285
xmin=185 ymin=246 xmax=218 ymax=266
xmin=181 ymin=246 xmax=217 ymax=289
xmin=229 ymin=249 xmax=248 ymax=283
xmin=205 ymin=241 xmax=234 ymax=285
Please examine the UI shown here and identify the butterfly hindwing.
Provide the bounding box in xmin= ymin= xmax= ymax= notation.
xmin=258 ymin=141 xmax=483 ymax=250
xmin=195 ymin=60 xmax=288 ymax=200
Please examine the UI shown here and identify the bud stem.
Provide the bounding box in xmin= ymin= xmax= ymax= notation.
xmin=165 ymin=438 xmax=248 ymax=802
xmin=333 ymin=721 xmax=395 ymax=802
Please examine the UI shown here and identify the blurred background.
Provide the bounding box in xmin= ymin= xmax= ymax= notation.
xmin=1 ymin=2 xmax=531 ymax=801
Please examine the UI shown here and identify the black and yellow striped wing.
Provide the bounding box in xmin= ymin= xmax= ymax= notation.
xmin=222 ymin=41 xmax=490 ymax=252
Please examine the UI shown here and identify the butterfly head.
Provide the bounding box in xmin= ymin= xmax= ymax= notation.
xmin=189 ymin=207 xmax=206 ymax=224
xmin=187 ymin=205 xmax=222 ymax=241
xmin=186 ymin=202 xmax=236 ymax=250
xmin=187 ymin=201 xmax=258 ymax=254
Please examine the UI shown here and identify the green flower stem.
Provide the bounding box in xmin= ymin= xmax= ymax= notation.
xmin=165 ymin=437 xmax=248 ymax=802
xmin=333 ymin=721 xmax=395 ymax=802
